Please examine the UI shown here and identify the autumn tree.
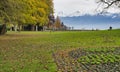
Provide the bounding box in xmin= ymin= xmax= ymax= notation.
xmin=54 ymin=16 xmax=61 ymax=30
xmin=0 ymin=0 xmax=54 ymax=34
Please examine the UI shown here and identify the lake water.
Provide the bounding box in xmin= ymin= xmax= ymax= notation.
xmin=68 ymin=23 xmax=120 ymax=30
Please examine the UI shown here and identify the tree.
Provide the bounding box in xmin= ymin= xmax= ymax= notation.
xmin=0 ymin=0 xmax=54 ymax=33
xmin=54 ymin=16 xmax=61 ymax=30
xmin=97 ymin=0 xmax=120 ymax=12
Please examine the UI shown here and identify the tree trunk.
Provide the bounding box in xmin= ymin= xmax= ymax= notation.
xmin=18 ymin=24 xmax=21 ymax=32
xmin=31 ymin=25 xmax=35 ymax=31
xmin=22 ymin=25 xmax=24 ymax=31
xmin=36 ymin=25 xmax=38 ymax=31
xmin=14 ymin=25 xmax=17 ymax=32
xmin=0 ymin=24 xmax=7 ymax=35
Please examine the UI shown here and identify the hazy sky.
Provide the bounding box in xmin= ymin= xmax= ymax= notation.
xmin=53 ymin=0 xmax=120 ymax=16
xmin=53 ymin=0 xmax=120 ymax=29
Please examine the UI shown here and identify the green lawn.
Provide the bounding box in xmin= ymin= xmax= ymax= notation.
xmin=0 ymin=30 xmax=120 ymax=72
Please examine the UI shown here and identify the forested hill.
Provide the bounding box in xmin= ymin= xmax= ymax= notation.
xmin=0 ymin=0 xmax=54 ymax=26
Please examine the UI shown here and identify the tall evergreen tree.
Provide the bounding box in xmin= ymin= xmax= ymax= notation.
xmin=55 ymin=16 xmax=61 ymax=29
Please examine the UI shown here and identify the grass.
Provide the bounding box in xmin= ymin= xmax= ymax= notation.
xmin=78 ymin=54 xmax=120 ymax=64
xmin=0 ymin=30 xmax=120 ymax=72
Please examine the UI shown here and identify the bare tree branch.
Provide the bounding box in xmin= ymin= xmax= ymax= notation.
xmin=104 ymin=0 xmax=117 ymax=9
xmin=96 ymin=0 xmax=120 ymax=14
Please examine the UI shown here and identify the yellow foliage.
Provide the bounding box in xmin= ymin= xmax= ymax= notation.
xmin=0 ymin=0 xmax=54 ymax=25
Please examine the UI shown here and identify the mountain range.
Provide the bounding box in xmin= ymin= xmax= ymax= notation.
xmin=60 ymin=13 xmax=120 ymax=30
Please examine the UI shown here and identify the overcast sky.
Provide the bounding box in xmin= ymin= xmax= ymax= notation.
xmin=53 ymin=0 xmax=120 ymax=16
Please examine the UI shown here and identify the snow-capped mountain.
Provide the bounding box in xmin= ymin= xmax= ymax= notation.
xmin=60 ymin=14 xmax=120 ymax=30
xmin=68 ymin=11 xmax=84 ymax=17
xmin=56 ymin=11 xmax=85 ymax=17
xmin=56 ymin=11 xmax=120 ymax=17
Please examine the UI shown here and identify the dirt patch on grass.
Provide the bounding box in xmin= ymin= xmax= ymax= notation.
xmin=53 ymin=49 xmax=83 ymax=72
xmin=53 ymin=47 xmax=120 ymax=72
